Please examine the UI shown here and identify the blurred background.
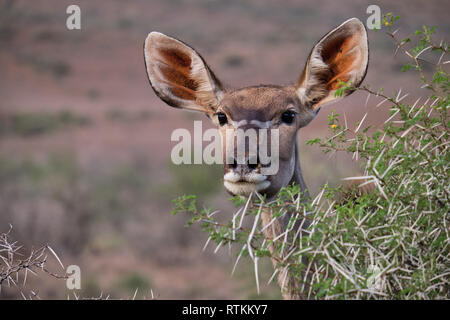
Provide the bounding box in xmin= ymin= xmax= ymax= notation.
xmin=0 ymin=0 xmax=448 ymax=299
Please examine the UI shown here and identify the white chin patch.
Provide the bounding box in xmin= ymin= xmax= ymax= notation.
xmin=224 ymin=180 xmax=271 ymax=196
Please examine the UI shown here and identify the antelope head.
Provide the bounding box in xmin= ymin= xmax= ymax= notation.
xmin=144 ymin=18 xmax=369 ymax=199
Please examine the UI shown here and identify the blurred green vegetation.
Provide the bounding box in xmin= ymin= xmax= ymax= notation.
xmin=0 ymin=153 xmax=152 ymax=253
xmin=105 ymin=108 xmax=152 ymax=123
xmin=18 ymin=53 xmax=71 ymax=78
xmin=115 ymin=272 xmax=152 ymax=297
xmin=0 ymin=110 xmax=91 ymax=136
xmin=154 ymin=161 xmax=222 ymax=202
xmin=79 ymin=275 xmax=102 ymax=299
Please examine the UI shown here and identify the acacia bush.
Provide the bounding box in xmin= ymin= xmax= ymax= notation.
xmin=172 ymin=15 xmax=449 ymax=299
xmin=0 ymin=226 xmax=68 ymax=299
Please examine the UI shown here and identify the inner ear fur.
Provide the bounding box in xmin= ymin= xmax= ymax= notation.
xmin=297 ymin=18 xmax=369 ymax=110
xmin=144 ymin=32 xmax=223 ymax=113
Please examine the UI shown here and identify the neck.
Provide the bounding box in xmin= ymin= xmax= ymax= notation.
xmin=258 ymin=139 xmax=308 ymax=299
xmin=289 ymin=140 xmax=309 ymax=198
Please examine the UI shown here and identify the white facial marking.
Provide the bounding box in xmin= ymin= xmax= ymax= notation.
xmin=224 ymin=180 xmax=271 ymax=196
xmin=223 ymin=171 xmax=270 ymax=196
xmin=230 ymin=119 xmax=248 ymax=128
xmin=249 ymin=119 xmax=274 ymax=129
xmin=224 ymin=171 xmax=268 ymax=183
xmin=230 ymin=119 xmax=276 ymax=129
xmin=229 ymin=119 xmax=274 ymax=129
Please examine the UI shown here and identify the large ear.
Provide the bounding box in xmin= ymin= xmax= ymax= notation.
xmin=144 ymin=32 xmax=224 ymax=114
xmin=296 ymin=18 xmax=368 ymax=110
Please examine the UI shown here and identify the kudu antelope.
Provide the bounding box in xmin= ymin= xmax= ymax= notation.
xmin=144 ymin=18 xmax=369 ymax=299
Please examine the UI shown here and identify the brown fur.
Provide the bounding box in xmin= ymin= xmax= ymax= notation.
xmin=144 ymin=18 xmax=369 ymax=299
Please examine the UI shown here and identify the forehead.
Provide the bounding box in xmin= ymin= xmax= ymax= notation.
xmin=220 ymin=86 xmax=297 ymax=121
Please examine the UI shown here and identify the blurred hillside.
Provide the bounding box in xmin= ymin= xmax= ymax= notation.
xmin=0 ymin=0 xmax=448 ymax=299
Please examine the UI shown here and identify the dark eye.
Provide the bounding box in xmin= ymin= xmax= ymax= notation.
xmin=281 ymin=110 xmax=295 ymax=124
xmin=217 ymin=112 xmax=228 ymax=126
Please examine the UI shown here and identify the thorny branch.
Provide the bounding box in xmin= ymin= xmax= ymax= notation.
xmin=0 ymin=226 xmax=68 ymax=299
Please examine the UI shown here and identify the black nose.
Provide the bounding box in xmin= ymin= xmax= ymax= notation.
xmin=225 ymin=155 xmax=260 ymax=173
